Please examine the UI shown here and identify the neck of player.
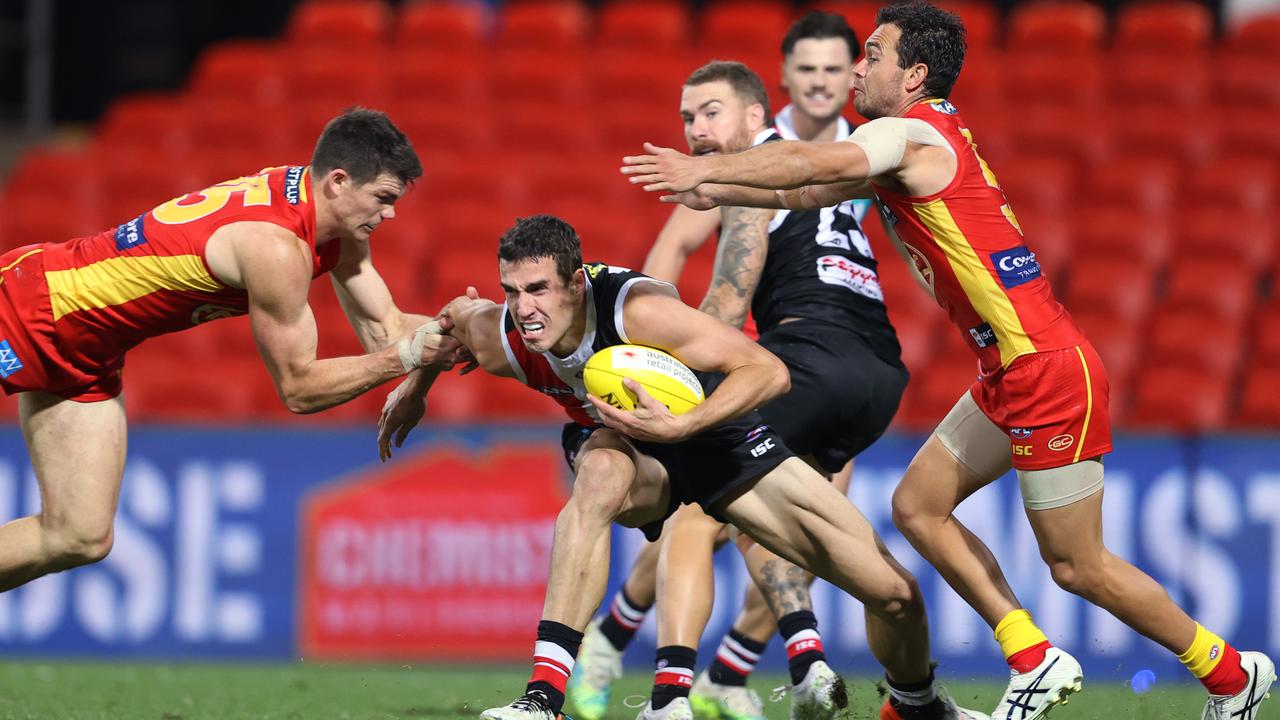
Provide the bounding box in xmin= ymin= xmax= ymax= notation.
xmin=790 ymin=109 xmax=842 ymax=143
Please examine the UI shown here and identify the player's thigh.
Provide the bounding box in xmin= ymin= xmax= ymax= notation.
xmin=1020 ymin=459 xmax=1106 ymax=564
xmin=898 ymin=392 xmax=1011 ymax=515
xmin=574 ymin=428 xmax=670 ymax=524
xmin=19 ymin=391 xmax=127 ymax=534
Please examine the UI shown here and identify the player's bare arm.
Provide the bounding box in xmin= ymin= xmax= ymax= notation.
xmin=220 ymin=222 xmax=452 ymax=413
xmin=329 ymin=236 xmax=432 ymax=351
xmin=640 ymin=203 xmax=721 ymax=283
xmin=589 ymin=284 xmax=789 ymax=442
xmin=699 ymin=205 xmax=771 ymax=328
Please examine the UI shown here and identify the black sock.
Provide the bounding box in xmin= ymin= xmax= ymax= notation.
xmin=886 ymin=671 xmax=939 ymax=718
xmin=598 ymin=587 xmax=652 ymax=651
xmin=526 ymin=620 xmax=584 ymax=714
xmin=651 ymin=645 xmax=697 ymax=709
xmin=779 ymin=610 xmax=827 ymax=686
xmin=707 ymin=628 xmax=768 ymax=687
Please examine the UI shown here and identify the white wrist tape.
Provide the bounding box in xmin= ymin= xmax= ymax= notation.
xmin=847 ymin=117 xmax=909 ymax=177
xmin=397 ymin=320 xmax=443 ymax=373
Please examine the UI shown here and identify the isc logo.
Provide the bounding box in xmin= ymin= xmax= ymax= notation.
xmin=792 ymin=639 xmax=819 ymax=652
xmin=1013 ymin=445 xmax=1033 ymax=457
xmin=750 ymin=438 xmax=776 ymax=458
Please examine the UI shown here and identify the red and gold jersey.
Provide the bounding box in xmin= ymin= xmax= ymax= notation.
xmin=39 ymin=165 xmax=340 ymax=374
xmin=873 ymin=99 xmax=1083 ymax=375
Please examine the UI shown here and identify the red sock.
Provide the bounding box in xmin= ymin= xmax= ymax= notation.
xmin=1201 ymin=645 xmax=1248 ymax=697
xmin=1007 ymin=640 xmax=1052 ymax=673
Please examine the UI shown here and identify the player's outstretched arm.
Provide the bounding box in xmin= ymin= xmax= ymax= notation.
xmin=237 ymin=225 xmax=456 ymax=413
xmin=641 ymin=203 xmax=721 ymax=283
xmin=329 ymin=237 xmax=432 ymax=351
xmin=623 ymin=139 xmax=874 ymax=192
xmin=590 ymin=285 xmax=789 ymax=442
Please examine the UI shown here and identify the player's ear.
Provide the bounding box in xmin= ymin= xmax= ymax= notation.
xmin=571 ymin=267 xmax=586 ymax=294
xmin=325 ymin=168 xmax=350 ymax=194
xmin=905 ymin=63 xmax=929 ymax=95
xmin=747 ymin=103 xmax=766 ymax=131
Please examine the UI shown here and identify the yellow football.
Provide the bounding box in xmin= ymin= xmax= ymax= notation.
xmin=583 ymin=344 xmax=705 ymax=415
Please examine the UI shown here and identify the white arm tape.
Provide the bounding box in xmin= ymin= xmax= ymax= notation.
xmin=397 ymin=320 xmax=443 ymax=373
xmin=846 ymin=117 xmax=953 ymax=177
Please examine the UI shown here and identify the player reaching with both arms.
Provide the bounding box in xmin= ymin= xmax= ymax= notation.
xmin=378 ymin=215 xmax=988 ymax=720
xmin=0 ymin=108 xmax=463 ymax=594
xmin=571 ymin=15 xmax=893 ymax=720
xmin=572 ymin=54 xmax=914 ymax=720
xmin=622 ymin=2 xmax=1275 ymax=719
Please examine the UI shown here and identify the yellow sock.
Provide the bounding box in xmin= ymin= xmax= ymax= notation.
xmin=994 ymin=609 xmax=1050 ymax=661
xmin=1178 ymin=624 xmax=1226 ymax=679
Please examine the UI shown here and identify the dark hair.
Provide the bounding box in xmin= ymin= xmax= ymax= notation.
xmin=875 ymin=0 xmax=966 ymax=99
xmin=311 ymin=107 xmax=423 ymax=186
xmin=497 ymin=215 xmax=583 ymax=285
xmin=781 ymin=11 xmax=861 ymax=61
xmin=685 ymin=61 xmax=772 ymax=126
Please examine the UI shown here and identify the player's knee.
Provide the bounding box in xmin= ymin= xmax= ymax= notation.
xmin=45 ymin=521 xmax=114 ymax=568
xmin=1046 ymin=556 xmax=1105 ymax=598
xmin=570 ymin=448 xmax=635 ymax=518
xmin=890 ymin=483 xmax=926 ymax=538
xmin=865 ymin=573 xmax=924 ymax=623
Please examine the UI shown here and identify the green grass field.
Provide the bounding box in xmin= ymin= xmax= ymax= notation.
xmin=0 ymin=662 xmax=1228 ymax=720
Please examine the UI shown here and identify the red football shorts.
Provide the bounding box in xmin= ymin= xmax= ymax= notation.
xmin=970 ymin=342 xmax=1112 ymax=471
xmin=0 ymin=245 xmax=122 ymax=402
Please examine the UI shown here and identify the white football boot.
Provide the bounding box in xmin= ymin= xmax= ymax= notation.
xmin=881 ymin=694 xmax=993 ymax=720
xmin=689 ymin=671 xmax=766 ymax=720
xmin=1200 ymin=651 xmax=1275 ymax=720
xmin=991 ymin=647 xmax=1083 ymax=720
xmin=636 ymin=697 xmax=695 ymax=720
xmin=790 ymin=660 xmax=849 ymax=720
xmin=565 ymin=617 xmax=624 ymax=720
xmin=481 ymin=691 xmax=558 ymax=720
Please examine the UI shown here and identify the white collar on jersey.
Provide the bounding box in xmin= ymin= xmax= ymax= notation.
xmin=773 ymin=104 xmax=852 ymax=141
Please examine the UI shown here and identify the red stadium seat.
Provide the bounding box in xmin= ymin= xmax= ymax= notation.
xmin=1013 ymin=208 xmax=1072 ymax=283
xmin=389 ymin=49 xmax=491 ymax=108
xmin=1249 ymin=306 xmax=1280 ymax=365
xmin=1007 ymin=1 xmax=1107 ymax=53
xmin=474 ymin=371 xmax=567 ymax=420
xmin=1162 ymin=258 xmax=1259 ymax=321
xmin=1114 ymin=1 xmax=1213 ymax=57
xmin=892 ymin=355 xmax=978 ymax=432
xmin=1070 ymin=307 xmax=1141 ymax=400
xmin=997 ymin=156 xmax=1077 ymax=214
xmin=184 ymin=97 xmax=290 ymax=158
xmin=1215 ymin=109 xmax=1280 ymax=166
xmin=701 ymin=1 xmax=794 ymax=58
xmin=598 ymin=100 xmax=686 ymax=155
xmin=589 ymin=50 xmax=695 ymax=108
xmin=1072 ymin=207 xmax=1172 ymax=270
xmin=286 ymin=0 xmax=390 ymax=49
xmin=1213 ymin=49 xmax=1280 ymax=111
xmin=0 ymin=196 xmax=105 ymax=249
xmin=388 ymin=97 xmax=498 ymax=161
xmin=934 ymin=0 xmax=1000 ymax=49
xmin=186 ymin=40 xmax=287 ymax=108
xmin=1174 ymin=208 xmax=1275 ymax=269
xmin=1004 ymin=50 xmax=1104 ymax=111
xmin=1084 ymin=156 xmax=1179 ymax=214
xmin=1107 ymin=107 xmax=1217 ymax=171
xmin=285 ymin=47 xmax=389 ymax=108
xmin=596 ymin=1 xmax=692 ymax=50
xmin=1006 ymin=107 xmax=1110 ymax=174
xmin=395 ymin=1 xmax=491 ymax=50
xmin=96 ymin=92 xmax=191 ymax=157
xmin=495 ymin=48 xmax=588 ymax=105
xmin=497 ymin=0 xmax=591 ymax=50
xmin=1067 ymin=256 xmax=1156 ymax=323
xmin=1235 ymin=363 xmax=1280 ymax=428
xmin=1226 ymin=12 xmax=1280 ymax=59
xmin=890 ymin=313 xmax=941 ymax=376
xmin=1185 ymin=157 xmax=1277 ymax=216
xmin=1126 ymin=364 xmax=1231 ymax=430
xmin=124 ymin=349 xmax=260 ymax=423
xmin=2 ymin=145 xmax=103 ymax=212
xmin=819 ymin=1 xmax=882 ymax=43
xmin=949 ymin=49 xmax=1005 ymax=110
xmin=1145 ymin=305 xmax=1246 ymax=377
xmin=1108 ymin=55 xmax=1208 ymax=112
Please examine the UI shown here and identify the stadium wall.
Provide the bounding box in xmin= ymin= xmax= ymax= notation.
xmin=0 ymin=426 xmax=1275 ymax=681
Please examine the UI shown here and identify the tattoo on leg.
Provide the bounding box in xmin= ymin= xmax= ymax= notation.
xmin=758 ymin=559 xmax=813 ymax=617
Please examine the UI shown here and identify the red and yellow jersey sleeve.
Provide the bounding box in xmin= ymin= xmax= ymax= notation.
xmin=38 ymin=165 xmax=339 ymax=374
xmin=872 ymin=99 xmax=1083 ymax=374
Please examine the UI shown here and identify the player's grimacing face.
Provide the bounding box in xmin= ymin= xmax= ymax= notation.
xmin=680 ymin=81 xmax=758 ymax=156
xmin=783 ymin=38 xmax=855 ymax=122
xmin=332 ymin=171 xmax=406 ymax=241
xmin=853 ymin=25 xmax=904 ymax=120
xmin=499 ymin=257 xmax=583 ymax=355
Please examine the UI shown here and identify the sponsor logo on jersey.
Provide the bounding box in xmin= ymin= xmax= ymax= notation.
xmin=114 ymin=214 xmax=148 ymax=251
xmin=1048 ymin=434 xmax=1075 ymax=451
xmin=1011 ymin=427 xmax=1033 ymax=439
xmin=0 ymin=339 xmax=23 ymax=378
xmin=878 ymin=200 xmax=899 ymax=226
xmin=816 ymin=255 xmax=885 ymax=301
xmin=585 ymin=263 xmax=607 ymax=278
xmin=991 ymin=246 xmax=1042 ymax=289
xmin=750 ymin=437 xmax=777 ymax=458
xmin=969 ymin=322 xmax=998 ymax=348
xmin=539 ymin=386 xmax=576 ymax=396
xmin=928 ymin=99 xmax=959 ymax=115
xmin=284 ymin=166 xmax=304 ymax=205
xmin=1209 ymin=645 xmax=1220 ymax=661
xmin=191 ymin=304 xmax=240 ymax=325
xmin=745 ymin=424 xmax=770 ymax=443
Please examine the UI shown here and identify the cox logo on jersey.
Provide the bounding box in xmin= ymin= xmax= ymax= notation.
xmin=991 ymin=247 xmax=1042 ymax=289
xmin=114 ymin=214 xmax=148 ymax=252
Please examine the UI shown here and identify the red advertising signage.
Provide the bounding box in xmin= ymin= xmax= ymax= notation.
xmin=299 ymin=444 xmax=567 ymax=659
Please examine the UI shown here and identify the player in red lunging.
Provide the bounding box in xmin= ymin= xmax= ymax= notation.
xmin=0 ymin=108 xmax=461 ymax=593
xmin=621 ymin=3 xmax=1275 ymax=719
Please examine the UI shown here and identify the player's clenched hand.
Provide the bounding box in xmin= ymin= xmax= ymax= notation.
xmin=378 ymin=379 xmax=426 ymax=462
xmin=588 ymin=379 xmax=691 ymax=443
xmin=622 ymin=143 xmax=706 ymax=193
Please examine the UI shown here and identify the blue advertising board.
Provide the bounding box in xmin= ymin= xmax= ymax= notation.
xmin=0 ymin=424 xmax=1275 ymax=683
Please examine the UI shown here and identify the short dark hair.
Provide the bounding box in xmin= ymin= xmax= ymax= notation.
xmin=876 ymin=0 xmax=966 ymax=99
xmin=497 ymin=215 xmax=583 ymax=285
xmin=685 ymin=61 xmax=772 ymax=126
xmin=311 ymin=107 xmax=423 ymax=186
xmin=781 ymin=11 xmax=861 ymax=61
